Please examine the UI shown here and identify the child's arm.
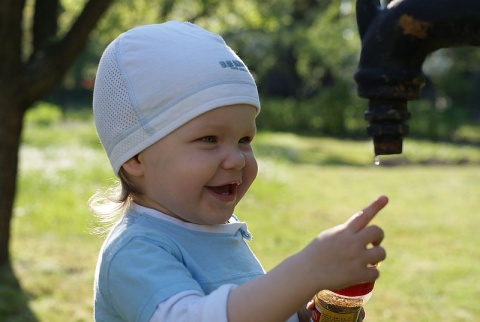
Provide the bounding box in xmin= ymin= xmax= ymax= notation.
xmin=227 ymin=196 xmax=388 ymax=322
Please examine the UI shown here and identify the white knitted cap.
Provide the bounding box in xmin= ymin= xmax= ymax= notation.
xmin=93 ymin=21 xmax=260 ymax=175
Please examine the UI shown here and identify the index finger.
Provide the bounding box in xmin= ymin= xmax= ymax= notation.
xmin=346 ymin=195 xmax=389 ymax=232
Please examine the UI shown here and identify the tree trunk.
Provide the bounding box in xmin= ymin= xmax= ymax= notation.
xmin=0 ymin=0 xmax=27 ymax=268
xmin=0 ymin=100 xmax=24 ymax=266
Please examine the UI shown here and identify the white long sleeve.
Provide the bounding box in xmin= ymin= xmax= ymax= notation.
xmin=149 ymin=284 xmax=234 ymax=322
xmin=149 ymin=284 xmax=299 ymax=322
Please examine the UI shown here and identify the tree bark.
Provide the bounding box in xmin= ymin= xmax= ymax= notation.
xmin=33 ymin=0 xmax=59 ymax=51
xmin=0 ymin=99 xmax=24 ymax=266
xmin=0 ymin=0 xmax=27 ymax=268
xmin=0 ymin=0 xmax=114 ymax=267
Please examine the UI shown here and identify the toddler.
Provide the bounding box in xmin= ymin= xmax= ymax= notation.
xmin=91 ymin=21 xmax=388 ymax=322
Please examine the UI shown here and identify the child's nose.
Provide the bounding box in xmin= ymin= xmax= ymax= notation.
xmin=221 ymin=147 xmax=246 ymax=170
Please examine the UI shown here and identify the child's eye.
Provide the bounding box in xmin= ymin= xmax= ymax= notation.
xmin=239 ymin=136 xmax=252 ymax=144
xmin=201 ymin=136 xmax=217 ymax=143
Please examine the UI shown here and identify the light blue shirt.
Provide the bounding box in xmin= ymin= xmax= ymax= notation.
xmin=94 ymin=204 xmax=265 ymax=322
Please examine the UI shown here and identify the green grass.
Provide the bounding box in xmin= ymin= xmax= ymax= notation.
xmin=5 ymin=111 xmax=480 ymax=321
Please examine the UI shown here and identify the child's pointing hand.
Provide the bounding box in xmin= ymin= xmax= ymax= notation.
xmin=301 ymin=196 xmax=388 ymax=292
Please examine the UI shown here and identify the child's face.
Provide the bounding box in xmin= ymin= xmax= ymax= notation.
xmin=127 ymin=104 xmax=258 ymax=225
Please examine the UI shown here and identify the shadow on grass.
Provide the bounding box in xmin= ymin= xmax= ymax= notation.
xmin=0 ymin=264 xmax=38 ymax=322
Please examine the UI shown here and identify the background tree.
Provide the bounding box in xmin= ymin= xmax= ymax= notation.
xmin=0 ymin=0 xmax=113 ymax=273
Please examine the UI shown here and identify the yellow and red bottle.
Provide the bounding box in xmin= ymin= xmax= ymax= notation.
xmin=310 ymin=282 xmax=374 ymax=322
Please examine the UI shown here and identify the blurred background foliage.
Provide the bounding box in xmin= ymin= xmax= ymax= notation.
xmin=34 ymin=0 xmax=480 ymax=142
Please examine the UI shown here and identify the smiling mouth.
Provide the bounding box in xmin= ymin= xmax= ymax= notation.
xmin=207 ymin=183 xmax=239 ymax=196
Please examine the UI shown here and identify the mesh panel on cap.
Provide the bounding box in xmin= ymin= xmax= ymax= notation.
xmin=93 ymin=40 xmax=149 ymax=165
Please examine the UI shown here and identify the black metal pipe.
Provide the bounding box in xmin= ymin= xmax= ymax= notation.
xmin=354 ymin=0 xmax=480 ymax=155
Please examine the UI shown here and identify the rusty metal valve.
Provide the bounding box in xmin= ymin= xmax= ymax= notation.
xmin=354 ymin=0 xmax=480 ymax=155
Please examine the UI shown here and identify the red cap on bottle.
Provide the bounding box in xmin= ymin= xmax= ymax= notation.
xmin=331 ymin=281 xmax=375 ymax=297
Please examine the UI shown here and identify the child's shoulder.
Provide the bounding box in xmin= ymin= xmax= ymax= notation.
xmin=101 ymin=210 xmax=181 ymax=256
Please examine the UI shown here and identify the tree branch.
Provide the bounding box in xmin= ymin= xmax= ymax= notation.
xmin=20 ymin=0 xmax=114 ymax=105
xmin=56 ymin=0 xmax=113 ymax=66
xmin=32 ymin=0 xmax=58 ymax=51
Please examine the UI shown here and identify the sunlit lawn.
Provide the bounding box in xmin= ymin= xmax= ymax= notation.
xmin=8 ymin=115 xmax=480 ymax=321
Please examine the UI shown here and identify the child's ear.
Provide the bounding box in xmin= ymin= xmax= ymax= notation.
xmin=122 ymin=155 xmax=144 ymax=177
